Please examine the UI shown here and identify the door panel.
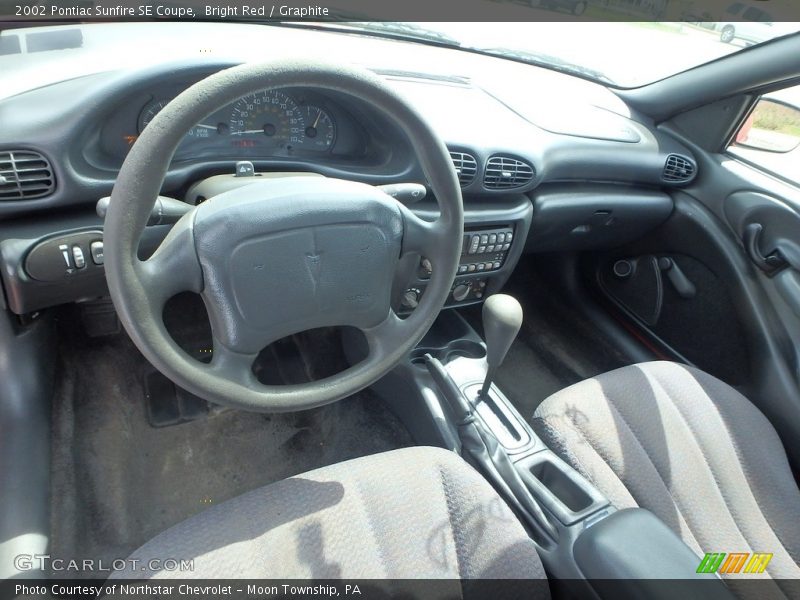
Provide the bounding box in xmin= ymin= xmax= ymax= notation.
xmin=724 ymin=191 xmax=800 ymax=316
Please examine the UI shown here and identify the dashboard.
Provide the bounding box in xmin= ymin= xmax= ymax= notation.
xmin=0 ymin=31 xmax=700 ymax=317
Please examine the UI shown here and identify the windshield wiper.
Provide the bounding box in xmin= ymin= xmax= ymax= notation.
xmin=475 ymin=47 xmax=613 ymax=83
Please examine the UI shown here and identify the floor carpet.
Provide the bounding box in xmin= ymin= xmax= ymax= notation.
xmin=49 ymin=307 xmax=412 ymax=576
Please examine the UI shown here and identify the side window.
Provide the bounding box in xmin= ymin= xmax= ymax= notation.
xmin=729 ymin=85 xmax=800 ymax=186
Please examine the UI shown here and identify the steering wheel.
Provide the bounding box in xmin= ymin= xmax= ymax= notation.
xmin=104 ymin=60 xmax=463 ymax=412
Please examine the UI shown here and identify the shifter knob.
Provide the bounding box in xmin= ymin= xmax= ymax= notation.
xmin=480 ymin=294 xmax=523 ymax=397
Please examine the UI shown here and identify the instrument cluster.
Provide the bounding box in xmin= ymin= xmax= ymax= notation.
xmin=139 ymin=89 xmax=335 ymax=152
xmin=101 ymin=86 xmax=371 ymax=164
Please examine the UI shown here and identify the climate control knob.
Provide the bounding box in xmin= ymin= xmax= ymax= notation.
xmin=452 ymin=283 xmax=471 ymax=302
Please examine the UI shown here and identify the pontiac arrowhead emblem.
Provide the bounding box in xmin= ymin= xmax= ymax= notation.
xmin=305 ymin=251 xmax=322 ymax=291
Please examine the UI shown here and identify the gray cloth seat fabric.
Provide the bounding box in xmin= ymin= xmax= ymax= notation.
xmin=533 ymin=361 xmax=800 ymax=594
xmin=111 ymin=446 xmax=548 ymax=586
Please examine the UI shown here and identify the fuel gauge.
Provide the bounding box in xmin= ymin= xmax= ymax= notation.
xmin=299 ymin=106 xmax=335 ymax=150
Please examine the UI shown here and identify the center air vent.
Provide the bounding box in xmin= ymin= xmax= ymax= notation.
xmin=0 ymin=150 xmax=55 ymax=200
xmin=449 ymin=151 xmax=478 ymax=186
xmin=484 ymin=156 xmax=535 ymax=190
xmin=663 ymin=154 xmax=696 ymax=184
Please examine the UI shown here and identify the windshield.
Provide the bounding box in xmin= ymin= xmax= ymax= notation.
xmin=346 ymin=21 xmax=800 ymax=87
xmin=1 ymin=19 xmax=799 ymax=92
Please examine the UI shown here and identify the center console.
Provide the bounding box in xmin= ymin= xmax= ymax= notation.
xmin=367 ymin=307 xmax=737 ymax=599
xmin=398 ymin=195 xmax=532 ymax=313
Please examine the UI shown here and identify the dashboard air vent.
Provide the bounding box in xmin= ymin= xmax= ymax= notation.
xmin=663 ymin=154 xmax=696 ymax=184
xmin=484 ymin=155 xmax=535 ymax=190
xmin=449 ymin=151 xmax=478 ymax=186
xmin=0 ymin=150 xmax=55 ymax=200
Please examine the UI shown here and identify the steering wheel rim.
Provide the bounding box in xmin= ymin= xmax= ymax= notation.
xmin=105 ymin=59 xmax=463 ymax=412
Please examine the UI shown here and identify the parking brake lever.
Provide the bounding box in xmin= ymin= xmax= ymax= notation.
xmin=425 ymin=354 xmax=558 ymax=546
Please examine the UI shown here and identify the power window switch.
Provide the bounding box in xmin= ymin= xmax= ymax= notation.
xmin=72 ymin=246 xmax=86 ymax=269
xmin=90 ymin=241 xmax=104 ymax=265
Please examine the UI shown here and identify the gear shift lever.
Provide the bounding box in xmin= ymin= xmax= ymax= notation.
xmin=480 ymin=294 xmax=523 ymax=397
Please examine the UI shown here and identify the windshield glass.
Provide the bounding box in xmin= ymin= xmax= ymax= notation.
xmin=348 ymin=21 xmax=800 ymax=87
xmin=1 ymin=19 xmax=799 ymax=92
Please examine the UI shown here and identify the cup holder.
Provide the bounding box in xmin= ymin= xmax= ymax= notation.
xmin=410 ymin=339 xmax=486 ymax=368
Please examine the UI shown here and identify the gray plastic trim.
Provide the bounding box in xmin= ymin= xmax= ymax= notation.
xmin=0 ymin=312 xmax=54 ymax=579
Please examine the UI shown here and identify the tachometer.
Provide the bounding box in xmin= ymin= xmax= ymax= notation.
xmin=138 ymin=98 xmax=217 ymax=139
xmin=299 ymin=105 xmax=335 ymax=150
xmin=228 ymin=90 xmax=305 ymax=147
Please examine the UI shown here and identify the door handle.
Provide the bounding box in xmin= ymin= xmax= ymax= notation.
xmin=743 ymin=223 xmax=788 ymax=275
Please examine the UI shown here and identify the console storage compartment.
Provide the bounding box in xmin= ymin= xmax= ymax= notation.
xmin=515 ymin=451 xmax=608 ymax=525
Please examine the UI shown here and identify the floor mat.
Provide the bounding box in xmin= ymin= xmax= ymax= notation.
xmin=49 ymin=312 xmax=413 ymax=576
xmin=463 ymin=259 xmax=630 ymax=419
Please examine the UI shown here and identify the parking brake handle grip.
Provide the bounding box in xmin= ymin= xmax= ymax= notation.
xmin=96 ymin=195 xmax=192 ymax=226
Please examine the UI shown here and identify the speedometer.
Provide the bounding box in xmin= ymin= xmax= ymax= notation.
xmin=228 ymin=90 xmax=305 ymax=147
